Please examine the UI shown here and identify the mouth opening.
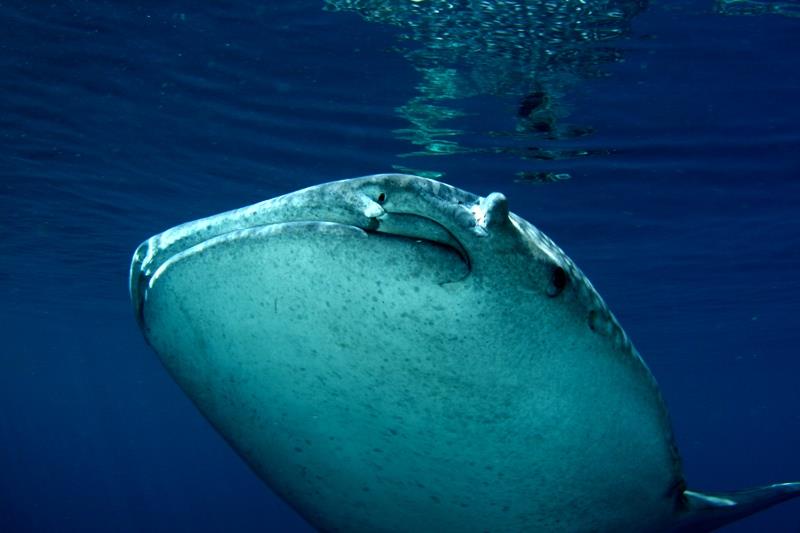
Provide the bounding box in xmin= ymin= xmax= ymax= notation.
xmin=370 ymin=211 xmax=471 ymax=270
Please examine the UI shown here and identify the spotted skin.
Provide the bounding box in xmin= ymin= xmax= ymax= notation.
xmin=131 ymin=174 xmax=798 ymax=532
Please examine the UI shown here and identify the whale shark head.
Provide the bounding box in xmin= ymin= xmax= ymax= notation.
xmin=130 ymin=174 xmax=799 ymax=532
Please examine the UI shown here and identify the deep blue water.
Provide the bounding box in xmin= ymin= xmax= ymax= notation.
xmin=1 ymin=1 xmax=799 ymax=531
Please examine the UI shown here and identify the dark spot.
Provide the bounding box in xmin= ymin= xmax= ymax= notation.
xmin=530 ymin=119 xmax=555 ymax=134
xmin=377 ymin=192 xmax=386 ymax=203
xmin=588 ymin=310 xmax=599 ymax=332
xmin=588 ymin=309 xmax=612 ymax=336
xmin=548 ymin=266 xmax=568 ymax=297
xmin=667 ymin=478 xmax=689 ymax=511
xmin=517 ymin=91 xmax=547 ymax=118
xmin=365 ymin=217 xmax=379 ymax=231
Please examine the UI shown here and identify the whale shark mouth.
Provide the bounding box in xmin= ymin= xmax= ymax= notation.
xmin=370 ymin=212 xmax=470 ymax=266
xmin=130 ymin=213 xmax=470 ymax=329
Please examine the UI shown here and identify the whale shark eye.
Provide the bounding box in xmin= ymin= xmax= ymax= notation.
xmin=548 ymin=266 xmax=568 ymax=297
xmin=377 ymin=192 xmax=386 ymax=204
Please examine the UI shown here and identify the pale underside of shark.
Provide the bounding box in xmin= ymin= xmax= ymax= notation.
xmin=130 ymin=174 xmax=799 ymax=532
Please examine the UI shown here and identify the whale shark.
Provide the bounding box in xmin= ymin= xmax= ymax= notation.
xmin=130 ymin=174 xmax=799 ymax=532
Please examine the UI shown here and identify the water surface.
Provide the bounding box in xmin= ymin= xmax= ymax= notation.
xmin=1 ymin=1 xmax=799 ymax=531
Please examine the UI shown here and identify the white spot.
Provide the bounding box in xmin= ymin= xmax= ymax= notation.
xmin=684 ymin=490 xmax=736 ymax=507
xmin=363 ymin=203 xmax=384 ymax=218
xmin=470 ymin=202 xmax=486 ymax=227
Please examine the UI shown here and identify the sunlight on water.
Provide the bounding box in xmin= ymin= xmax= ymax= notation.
xmin=714 ymin=0 xmax=800 ymax=16
xmin=324 ymin=0 xmax=646 ymax=167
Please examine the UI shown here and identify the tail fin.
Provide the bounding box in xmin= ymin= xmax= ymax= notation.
xmin=674 ymin=482 xmax=800 ymax=531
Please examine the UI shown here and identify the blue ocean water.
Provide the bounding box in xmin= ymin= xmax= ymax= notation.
xmin=1 ymin=1 xmax=798 ymax=531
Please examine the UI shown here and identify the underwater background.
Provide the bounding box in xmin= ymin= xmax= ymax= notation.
xmin=1 ymin=1 xmax=798 ymax=531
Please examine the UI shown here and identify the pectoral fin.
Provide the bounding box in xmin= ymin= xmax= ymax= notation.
xmin=673 ymin=482 xmax=800 ymax=532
